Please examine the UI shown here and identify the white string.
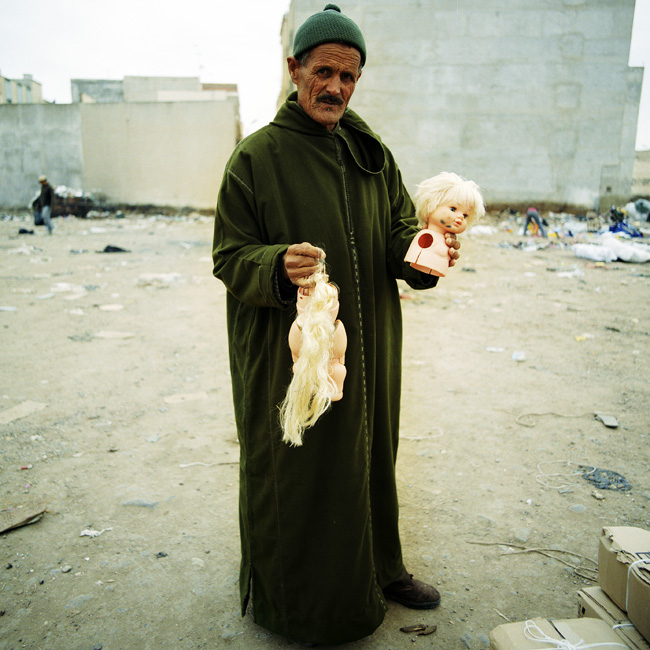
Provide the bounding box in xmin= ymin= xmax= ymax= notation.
xmin=535 ymin=460 xmax=595 ymax=490
xmin=625 ymin=557 xmax=650 ymax=612
xmin=523 ymin=620 xmax=628 ymax=649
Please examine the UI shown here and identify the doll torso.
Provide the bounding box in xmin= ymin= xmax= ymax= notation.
xmin=404 ymin=227 xmax=450 ymax=277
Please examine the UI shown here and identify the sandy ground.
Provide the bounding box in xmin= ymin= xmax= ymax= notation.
xmin=0 ymin=212 xmax=648 ymax=650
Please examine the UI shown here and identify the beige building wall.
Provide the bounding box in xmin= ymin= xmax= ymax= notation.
xmin=632 ymin=150 xmax=650 ymax=198
xmin=1 ymin=73 xmax=43 ymax=104
xmin=80 ymin=101 xmax=238 ymax=209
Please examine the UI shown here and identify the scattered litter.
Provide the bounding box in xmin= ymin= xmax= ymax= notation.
xmin=469 ymin=225 xmax=496 ymax=235
xmin=94 ymin=331 xmax=135 ymax=339
xmin=137 ymin=272 xmax=182 ymax=287
xmin=68 ymin=333 xmax=94 ymax=342
xmin=164 ymin=392 xmax=208 ymax=404
xmin=80 ymin=528 xmax=113 ymax=538
xmin=574 ymin=333 xmax=594 ymax=342
xmin=515 ymin=411 xmax=594 ymax=428
xmin=485 ymin=346 xmax=504 ymax=353
xmin=535 ymin=460 xmax=592 ymax=491
xmin=591 ymin=490 xmax=605 ymax=501
xmin=579 ymin=466 xmax=631 ymax=492
xmin=18 ymin=228 xmax=34 ymax=235
xmin=0 ymin=400 xmax=47 ymax=425
xmin=179 ymin=462 xmax=215 ymax=468
xmin=8 ymin=244 xmax=41 ymax=255
xmin=574 ymin=233 xmax=650 ymax=263
xmin=400 ymin=624 xmax=437 ymax=636
xmin=0 ymin=306 xmax=17 ymax=312
xmin=98 ymin=304 xmax=124 ymax=312
xmin=0 ymin=502 xmax=47 ymax=534
xmin=120 ymin=499 xmax=159 ymax=508
xmin=573 ymin=243 xmax=617 ymax=263
xmin=512 ymin=351 xmax=526 ymax=362
xmin=556 ymin=268 xmax=584 ymax=278
xmin=594 ymin=413 xmax=618 ymax=428
xmin=34 ymin=293 xmax=55 ymax=300
xmin=469 ymin=540 xmax=597 ymax=581
xmin=96 ymin=245 xmax=130 ymax=254
xmin=155 ymin=552 xmax=168 ymax=558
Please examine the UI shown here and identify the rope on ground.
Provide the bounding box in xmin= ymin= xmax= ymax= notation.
xmin=515 ymin=411 xmax=593 ymax=428
xmin=467 ymin=540 xmax=598 ymax=581
xmin=535 ymin=460 xmax=596 ymax=491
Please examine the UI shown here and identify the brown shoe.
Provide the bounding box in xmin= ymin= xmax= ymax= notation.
xmin=383 ymin=567 xmax=441 ymax=610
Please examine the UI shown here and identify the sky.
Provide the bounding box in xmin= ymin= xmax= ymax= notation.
xmin=0 ymin=0 xmax=648 ymax=148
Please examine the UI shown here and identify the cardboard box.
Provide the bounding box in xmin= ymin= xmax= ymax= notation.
xmin=598 ymin=526 xmax=650 ymax=642
xmin=628 ymin=567 xmax=650 ymax=643
xmin=578 ymin=586 xmax=650 ymax=650
xmin=489 ymin=617 xmax=631 ymax=650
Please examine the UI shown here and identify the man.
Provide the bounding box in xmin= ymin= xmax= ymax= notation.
xmin=212 ymin=5 xmax=459 ymax=645
xmin=523 ymin=206 xmax=546 ymax=237
xmin=34 ymin=175 xmax=54 ymax=234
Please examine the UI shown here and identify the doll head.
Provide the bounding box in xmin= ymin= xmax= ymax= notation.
xmin=414 ymin=172 xmax=485 ymax=231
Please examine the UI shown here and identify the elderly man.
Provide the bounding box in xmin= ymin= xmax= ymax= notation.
xmin=212 ymin=5 xmax=458 ymax=645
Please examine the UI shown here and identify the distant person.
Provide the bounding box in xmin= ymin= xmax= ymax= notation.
xmin=523 ymin=206 xmax=546 ymax=237
xmin=33 ymin=175 xmax=54 ymax=234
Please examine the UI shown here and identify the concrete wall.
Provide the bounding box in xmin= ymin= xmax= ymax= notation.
xmin=281 ymin=0 xmax=643 ymax=211
xmin=80 ymin=101 xmax=237 ymax=209
xmin=0 ymin=104 xmax=84 ymax=207
xmin=632 ymin=150 xmax=650 ymax=198
xmin=123 ymin=76 xmax=201 ymax=103
xmin=71 ymin=79 xmax=124 ymax=104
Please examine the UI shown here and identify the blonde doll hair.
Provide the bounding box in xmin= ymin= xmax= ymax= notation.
xmin=414 ymin=172 xmax=486 ymax=229
xmin=280 ymin=266 xmax=340 ymax=447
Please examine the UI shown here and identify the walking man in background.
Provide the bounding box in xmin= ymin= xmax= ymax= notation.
xmin=33 ymin=175 xmax=54 ymax=234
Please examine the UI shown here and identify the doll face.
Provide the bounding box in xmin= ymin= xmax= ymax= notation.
xmin=427 ymin=202 xmax=471 ymax=233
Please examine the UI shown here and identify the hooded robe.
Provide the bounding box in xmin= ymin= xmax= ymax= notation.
xmin=212 ymin=92 xmax=438 ymax=645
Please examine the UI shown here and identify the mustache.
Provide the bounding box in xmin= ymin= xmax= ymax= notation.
xmin=317 ymin=94 xmax=343 ymax=105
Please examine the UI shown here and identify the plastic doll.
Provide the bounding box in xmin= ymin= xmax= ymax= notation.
xmin=405 ymin=172 xmax=485 ymax=277
xmin=280 ymin=265 xmax=347 ymax=447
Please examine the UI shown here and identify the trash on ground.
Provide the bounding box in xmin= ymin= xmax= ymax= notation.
xmin=400 ymin=624 xmax=437 ymax=636
xmin=94 ymin=331 xmax=135 ymax=339
xmin=80 ymin=528 xmax=113 ymax=538
xmin=574 ymin=232 xmax=650 ymax=263
xmin=594 ymin=413 xmax=618 ymax=428
xmin=579 ymin=466 xmax=631 ymax=491
xmin=0 ymin=502 xmax=47 ymax=534
xmin=96 ymin=245 xmax=130 ymax=254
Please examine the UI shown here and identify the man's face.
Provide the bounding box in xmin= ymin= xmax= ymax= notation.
xmin=288 ymin=43 xmax=362 ymax=131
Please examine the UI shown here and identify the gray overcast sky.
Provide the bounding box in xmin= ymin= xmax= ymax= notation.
xmin=1 ymin=0 xmax=648 ymax=148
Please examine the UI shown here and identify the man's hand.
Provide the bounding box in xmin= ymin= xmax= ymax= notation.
xmin=282 ymin=242 xmax=326 ymax=287
xmin=445 ymin=233 xmax=461 ymax=268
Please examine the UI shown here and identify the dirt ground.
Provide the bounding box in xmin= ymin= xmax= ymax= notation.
xmin=1 ymin=211 xmax=648 ymax=650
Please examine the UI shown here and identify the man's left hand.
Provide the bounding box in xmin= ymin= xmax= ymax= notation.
xmin=446 ymin=233 xmax=461 ymax=267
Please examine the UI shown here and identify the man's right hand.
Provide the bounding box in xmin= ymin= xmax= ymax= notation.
xmin=282 ymin=242 xmax=326 ymax=287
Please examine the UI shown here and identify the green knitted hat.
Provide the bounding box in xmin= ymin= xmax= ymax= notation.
xmin=293 ymin=4 xmax=366 ymax=66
